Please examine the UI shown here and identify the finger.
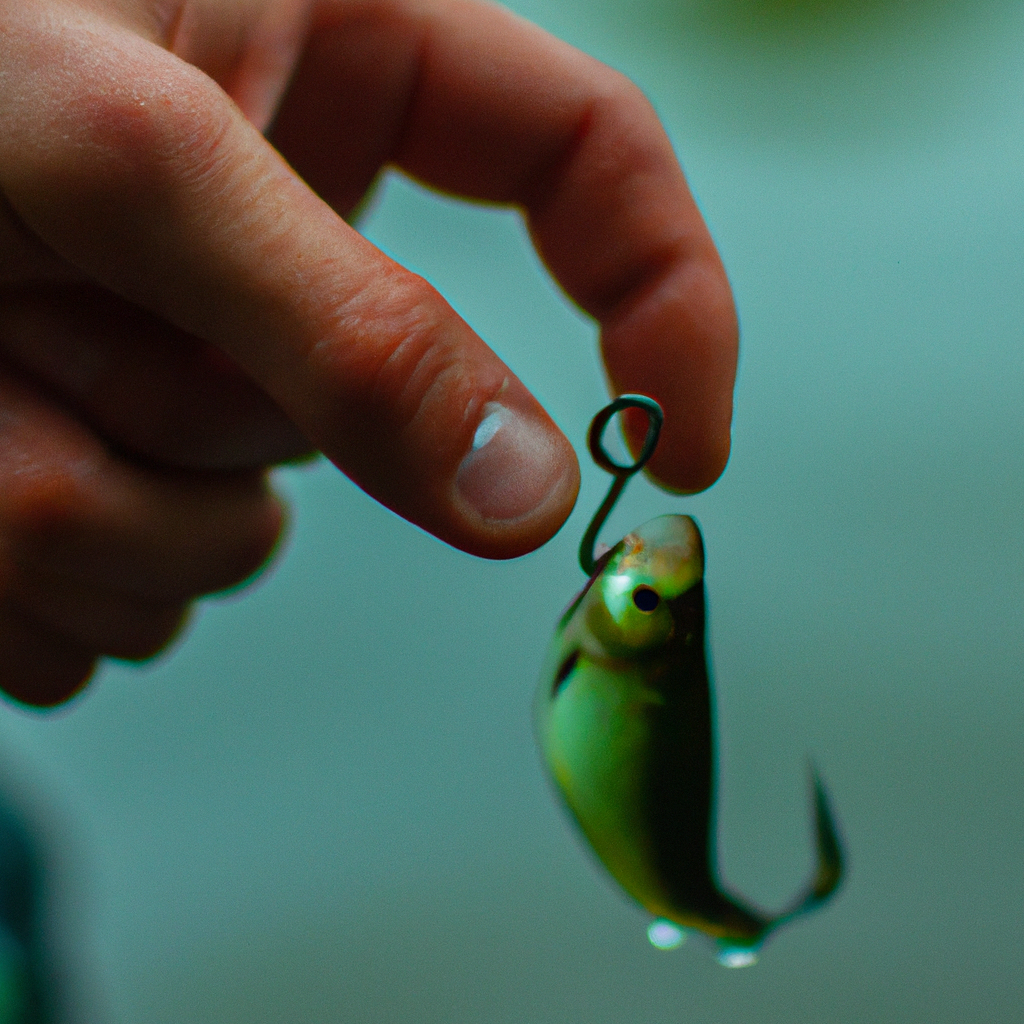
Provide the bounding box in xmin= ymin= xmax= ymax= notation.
xmin=0 ymin=604 xmax=96 ymax=709
xmin=0 ymin=369 xmax=286 ymax=602
xmin=268 ymin=1 xmax=421 ymax=219
xmin=0 ymin=7 xmax=578 ymax=560
xmin=5 ymin=565 xmax=188 ymax=661
xmin=0 ymin=284 xmax=314 ymax=470
xmin=272 ymin=0 xmax=737 ymax=490
xmin=0 ymin=190 xmax=77 ymax=286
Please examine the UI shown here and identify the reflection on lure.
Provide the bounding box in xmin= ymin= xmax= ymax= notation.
xmin=535 ymin=397 xmax=844 ymax=965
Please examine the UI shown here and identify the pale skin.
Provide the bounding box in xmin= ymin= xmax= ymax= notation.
xmin=0 ymin=0 xmax=738 ymax=707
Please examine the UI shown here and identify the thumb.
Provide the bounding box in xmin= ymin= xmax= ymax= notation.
xmin=0 ymin=11 xmax=578 ymax=559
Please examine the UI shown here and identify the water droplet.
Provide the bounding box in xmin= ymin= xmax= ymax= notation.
xmin=716 ymin=943 xmax=759 ymax=968
xmin=647 ymin=919 xmax=687 ymax=950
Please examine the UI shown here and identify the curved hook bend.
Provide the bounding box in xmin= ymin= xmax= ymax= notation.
xmin=578 ymin=395 xmax=664 ymax=576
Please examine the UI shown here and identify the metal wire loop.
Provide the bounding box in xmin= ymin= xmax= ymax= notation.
xmin=587 ymin=395 xmax=664 ymax=476
xmin=579 ymin=395 xmax=664 ymax=576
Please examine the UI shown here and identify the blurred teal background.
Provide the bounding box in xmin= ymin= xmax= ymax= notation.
xmin=2 ymin=0 xmax=1024 ymax=1019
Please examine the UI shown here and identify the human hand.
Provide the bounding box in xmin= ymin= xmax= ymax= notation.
xmin=0 ymin=0 xmax=737 ymax=706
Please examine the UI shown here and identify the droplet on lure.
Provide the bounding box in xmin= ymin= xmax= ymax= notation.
xmin=647 ymin=919 xmax=687 ymax=950
xmin=716 ymin=943 xmax=759 ymax=968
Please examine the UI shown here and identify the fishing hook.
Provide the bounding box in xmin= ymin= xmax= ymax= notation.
xmin=578 ymin=394 xmax=664 ymax=576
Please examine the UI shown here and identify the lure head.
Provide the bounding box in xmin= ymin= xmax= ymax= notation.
xmin=541 ymin=514 xmax=705 ymax=720
xmin=580 ymin=515 xmax=704 ymax=660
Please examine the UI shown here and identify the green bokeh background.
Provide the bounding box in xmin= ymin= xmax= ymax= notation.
xmin=2 ymin=0 xmax=1023 ymax=1019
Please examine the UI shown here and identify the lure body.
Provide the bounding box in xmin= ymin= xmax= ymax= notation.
xmin=536 ymin=514 xmax=842 ymax=959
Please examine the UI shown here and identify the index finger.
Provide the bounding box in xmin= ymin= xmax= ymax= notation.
xmin=0 ymin=2 xmax=578 ymax=560
xmin=273 ymin=0 xmax=738 ymax=490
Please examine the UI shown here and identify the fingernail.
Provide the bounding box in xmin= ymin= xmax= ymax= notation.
xmin=456 ymin=403 xmax=566 ymax=522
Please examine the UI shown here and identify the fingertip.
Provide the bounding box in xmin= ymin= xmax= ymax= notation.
xmin=244 ymin=479 xmax=290 ymax=576
xmin=196 ymin=476 xmax=289 ymax=598
xmin=637 ymin=395 xmax=734 ymax=495
xmin=604 ymin=251 xmax=739 ymax=495
xmin=308 ymin=300 xmax=581 ymax=560
xmin=0 ymin=608 xmax=97 ymax=710
xmin=3 ymin=668 xmax=94 ymax=711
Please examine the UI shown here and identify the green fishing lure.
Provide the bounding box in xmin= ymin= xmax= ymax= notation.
xmin=536 ymin=396 xmax=844 ymax=966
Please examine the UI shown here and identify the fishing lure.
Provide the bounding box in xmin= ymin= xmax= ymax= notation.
xmin=535 ymin=396 xmax=844 ymax=966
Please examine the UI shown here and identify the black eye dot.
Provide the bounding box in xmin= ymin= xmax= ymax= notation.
xmin=553 ymin=650 xmax=580 ymax=695
xmin=632 ymin=586 xmax=660 ymax=613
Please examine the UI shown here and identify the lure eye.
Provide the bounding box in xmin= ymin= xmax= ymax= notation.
xmin=632 ymin=586 xmax=660 ymax=613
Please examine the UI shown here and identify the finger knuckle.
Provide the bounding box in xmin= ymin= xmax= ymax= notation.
xmin=315 ymin=272 xmax=470 ymax=440
xmin=371 ymin=319 xmax=468 ymax=441
xmin=592 ymin=79 xmax=667 ymax=177
xmin=2 ymin=28 xmax=237 ymax=225
xmin=0 ymin=465 xmax=97 ymax=554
